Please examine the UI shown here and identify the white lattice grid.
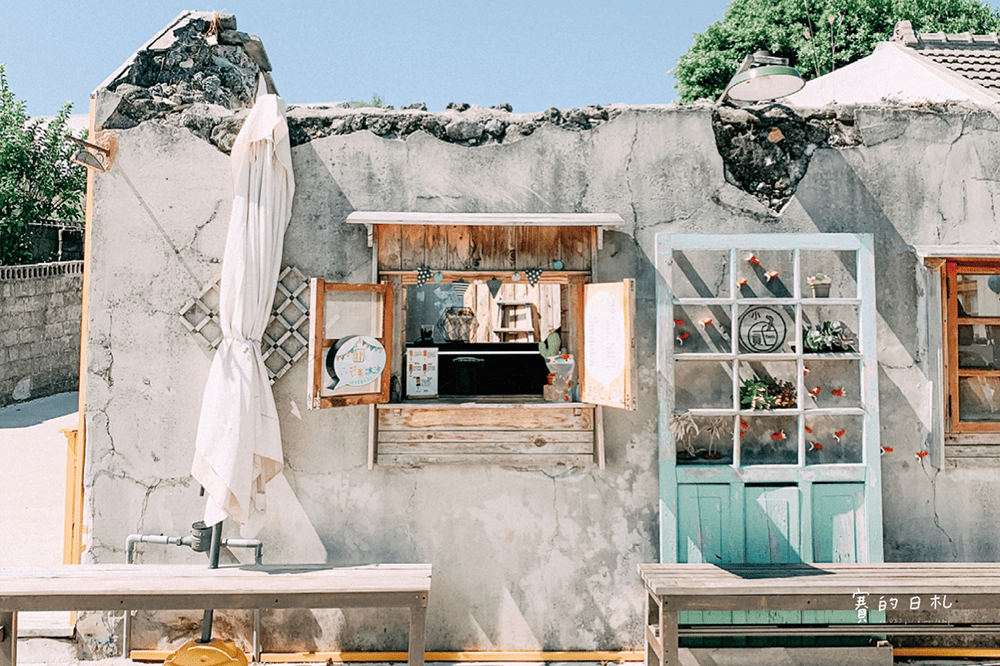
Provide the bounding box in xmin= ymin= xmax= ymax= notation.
xmin=178 ymin=267 xmax=311 ymax=384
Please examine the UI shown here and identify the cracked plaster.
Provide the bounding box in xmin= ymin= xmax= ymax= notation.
xmin=82 ymin=33 xmax=1000 ymax=652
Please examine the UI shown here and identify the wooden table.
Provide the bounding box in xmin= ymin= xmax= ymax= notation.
xmin=639 ymin=562 xmax=1000 ymax=666
xmin=0 ymin=563 xmax=431 ymax=666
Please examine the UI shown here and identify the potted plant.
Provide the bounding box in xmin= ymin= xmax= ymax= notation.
xmin=807 ymin=274 xmax=832 ymax=298
xmin=740 ymin=376 xmax=796 ymax=410
xmin=700 ymin=416 xmax=728 ymax=460
xmin=671 ymin=411 xmax=700 ymax=461
xmin=803 ymin=320 xmax=856 ymax=353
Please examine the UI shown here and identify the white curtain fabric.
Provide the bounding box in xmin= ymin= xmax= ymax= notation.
xmin=192 ymin=94 xmax=295 ymax=533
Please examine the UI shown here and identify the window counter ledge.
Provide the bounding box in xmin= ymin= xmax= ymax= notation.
xmin=371 ymin=402 xmax=603 ymax=469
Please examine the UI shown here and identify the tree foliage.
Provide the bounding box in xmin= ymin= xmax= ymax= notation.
xmin=0 ymin=64 xmax=86 ymax=265
xmin=675 ymin=0 xmax=1000 ymax=102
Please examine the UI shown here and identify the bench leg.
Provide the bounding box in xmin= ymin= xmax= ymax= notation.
xmin=0 ymin=611 xmax=16 ymax=666
xmin=408 ymin=604 xmax=427 ymax=666
xmin=662 ymin=610 xmax=678 ymax=666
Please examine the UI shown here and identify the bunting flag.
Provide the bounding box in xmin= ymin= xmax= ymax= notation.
xmin=416 ymin=265 xmax=431 ymax=286
xmin=486 ymin=277 xmax=502 ymax=298
xmin=526 ymin=267 xmax=542 ymax=286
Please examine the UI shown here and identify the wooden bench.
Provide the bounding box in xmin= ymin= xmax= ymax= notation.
xmin=640 ymin=562 xmax=1000 ymax=666
xmin=0 ymin=563 xmax=431 ymax=666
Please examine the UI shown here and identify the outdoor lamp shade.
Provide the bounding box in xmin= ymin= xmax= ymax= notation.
xmin=724 ymin=65 xmax=805 ymax=102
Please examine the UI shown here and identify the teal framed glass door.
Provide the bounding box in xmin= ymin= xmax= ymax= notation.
xmin=656 ymin=233 xmax=882 ymax=571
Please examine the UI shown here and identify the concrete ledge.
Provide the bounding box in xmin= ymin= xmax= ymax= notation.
xmin=682 ymin=646 xmax=893 ymax=666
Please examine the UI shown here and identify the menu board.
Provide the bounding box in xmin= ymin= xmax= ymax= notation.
xmin=406 ymin=348 xmax=439 ymax=398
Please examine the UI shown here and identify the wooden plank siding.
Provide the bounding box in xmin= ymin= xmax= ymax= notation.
xmin=375 ymin=225 xmax=593 ymax=272
xmin=376 ymin=404 xmax=597 ymax=467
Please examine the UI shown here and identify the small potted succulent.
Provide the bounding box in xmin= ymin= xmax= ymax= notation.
xmin=807 ymin=274 xmax=832 ymax=298
xmin=803 ymin=320 xmax=856 ymax=353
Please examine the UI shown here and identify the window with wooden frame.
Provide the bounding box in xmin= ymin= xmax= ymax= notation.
xmin=306 ymin=212 xmax=635 ymax=469
xmin=941 ymin=259 xmax=1000 ymax=435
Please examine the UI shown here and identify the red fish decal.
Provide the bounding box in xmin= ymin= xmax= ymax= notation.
xmin=881 ymin=446 xmax=893 ymax=455
xmin=834 ymin=429 xmax=846 ymax=441
xmin=737 ymin=277 xmax=748 ymax=286
xmin=740 ymin=418 xmax=749 ymax=430
xmin=765 ymin=270 xmax=779 ymax=281
xmin=803 ymin=367 xmax=810 ymax=375
xmin=916 ymin=451 xmax=929 ymax=459
xmin=699 ymin=317 xmax=713 ymax=326
xmin=746 ymin=254 xmax=760 ymax=265
xmin=809 ymin=441 xmax=823 ymax=451
xmin=772 ymin=430 xmax=786 ymax=440
xmin=808 ymin=386 xmax=821 ymax=396
xmin=831 ymin=388 xmax=845 ymax=397
xmin=804 ymin=426 xmax=813 ymax=434
xmin=674 ymin=319 xmax=685 ymax=326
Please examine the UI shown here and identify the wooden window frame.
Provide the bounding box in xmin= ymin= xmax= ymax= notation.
xmin=307 ymin=279 xmax=393 ymax=409
xmin=942 ymin=259 xmax=1000 ymax=435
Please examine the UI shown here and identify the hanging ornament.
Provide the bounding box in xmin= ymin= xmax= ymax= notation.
xmin=452 ymin=278 xmax=469 ymax=298
xmin=433 ymin=272 xmax=444 ymax=283
xmin=511 ymin=271 xmax=522 ymax=282
xmin=553 ymin=260 xmax=564 ymax=270
xmin=486 ymin=277 xmax=502 ymax=298
xmin=416 ymin=266 xmax=431 ymax=286
xmin=526 ymin=267 xmax=543 ymax=286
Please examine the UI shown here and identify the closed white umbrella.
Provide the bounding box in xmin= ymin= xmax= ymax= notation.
xmin=191 ymin=92 xmax=295 ymax=535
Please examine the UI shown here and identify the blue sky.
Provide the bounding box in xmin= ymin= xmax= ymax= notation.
xmin=2 ymin=0 xmax=731 ymax=117
xmin=5 ymin=0 xmax=1000 ymax=118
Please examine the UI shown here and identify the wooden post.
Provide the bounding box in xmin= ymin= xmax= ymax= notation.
xmin=61 ymin=427 xmax=82 ymax=565
xmin=0 ymin=611 xmax=16 ymax=666
xmin=407 ymin=599 xmax=427 ymax=666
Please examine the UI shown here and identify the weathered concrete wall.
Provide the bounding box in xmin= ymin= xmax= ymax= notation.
xmin=0 ymin=262 xmax=82 ymax=407
xmin=79 ymin=15 xmax=1000 ymax=655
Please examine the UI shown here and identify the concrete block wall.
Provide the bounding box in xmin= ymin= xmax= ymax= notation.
xmin=0 ymin=261 xmax=83 ymax=406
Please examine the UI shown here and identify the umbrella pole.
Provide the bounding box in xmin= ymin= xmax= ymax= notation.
xmin=198 ymin=522 xmax=223 ymax=644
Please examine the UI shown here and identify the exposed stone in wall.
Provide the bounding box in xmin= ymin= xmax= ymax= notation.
xmin=712 ymin=104 xmax=863 ymax=212
xmin=283 ymin=103 xmax=623 ymax=149
xmin=101 ymin=12 xmax=273 ymax=134
xmin=0 ymin=263 xmax=83 ymax=406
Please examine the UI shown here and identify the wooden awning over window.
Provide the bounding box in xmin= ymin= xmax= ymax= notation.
xmin=346 ymin=212 xmax=625 ymax=272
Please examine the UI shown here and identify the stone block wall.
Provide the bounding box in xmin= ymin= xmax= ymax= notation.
xmin=0 ymin=261 xmax=83 ymax=406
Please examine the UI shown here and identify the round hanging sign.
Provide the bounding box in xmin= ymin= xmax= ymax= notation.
xmin=738 ymin=306 xmax=786 ymax=353
xmin=326 ymin=335 xmax=387 ymax=389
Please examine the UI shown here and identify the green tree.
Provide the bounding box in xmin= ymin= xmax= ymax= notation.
xmin=675 ymin=0 xmax=1000 ymax=102
xmin=0 ymin=64 xmax=86 ymax=265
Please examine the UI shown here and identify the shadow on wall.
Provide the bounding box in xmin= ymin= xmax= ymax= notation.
xmin=282 ymin=141 xmax=367 ymax=280
xmin=795 ymin=148 xmax=919 ymax=366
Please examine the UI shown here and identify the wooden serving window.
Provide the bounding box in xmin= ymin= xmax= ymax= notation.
xmin=942 ymin=260 xmax=1000 ymax=434
xmin=308 ymin=212 xmax=634 ymax=468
